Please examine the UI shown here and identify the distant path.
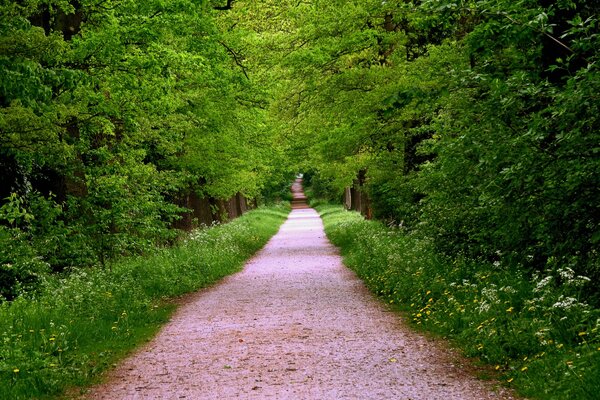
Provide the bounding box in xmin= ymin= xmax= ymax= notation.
xmin=87 ymin=179 xmax=514 ymax=399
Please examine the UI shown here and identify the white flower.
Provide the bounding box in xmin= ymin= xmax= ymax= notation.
xmin=552 ymin=296 xmax=578 ymax=310
xmin=558 ymin=267 xmax=575 ymax=280
xmin=534 ymin=276 xmax=553 ymax=292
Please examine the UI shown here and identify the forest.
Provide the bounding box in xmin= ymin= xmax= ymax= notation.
xmin=1 ymin=0 xmax=599 ymax=398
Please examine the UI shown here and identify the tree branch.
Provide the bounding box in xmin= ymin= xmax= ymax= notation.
xmin=218 ymin=41 xmax=249 ymax=80
xmin=213 ymin=0 xmax=234 ymax=10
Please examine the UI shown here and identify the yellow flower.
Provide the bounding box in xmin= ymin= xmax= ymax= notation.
xmin=506 ymin=307 xmax=514 ymax=313
xmin=507 ymin=378 xmax=514 ymax=383
xmin=495 ymin=365 xmax=500 ymax=370
xmin=521 ymin=366 xmax=528 ymax=372
xmin=13 ymin=369 xmax=19 ymax=373
xmin=416 ymin=313 xmax=422 ymax=317
xmin=426 ymin=290 xmax=431 ymax=295
xmin=578 ymin=331 xmax=587 ymax=336
xmin=49 ymin=337 xmax=55 ymax=341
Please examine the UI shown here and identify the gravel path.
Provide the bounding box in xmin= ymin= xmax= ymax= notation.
xmin=87 ymin=179 xmax=515 ymax=399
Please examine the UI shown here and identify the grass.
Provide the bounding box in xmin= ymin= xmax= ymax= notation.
xmin=0 ymin=204 xmax=289 ymax=400
xmin=315 ymin=204 xmax=600 ymax=400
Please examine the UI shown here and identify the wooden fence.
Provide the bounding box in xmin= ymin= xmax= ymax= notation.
xmin=172 ymin=191 xmax=254 ymax=231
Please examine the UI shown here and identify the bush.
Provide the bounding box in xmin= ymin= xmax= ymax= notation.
xmin=0 ymin=227 xmax=50 ymax=301
xmin=317 ymin=204 xmax=600 ymax=400
xmin=0 ymin=204 xmax=289 ymax=400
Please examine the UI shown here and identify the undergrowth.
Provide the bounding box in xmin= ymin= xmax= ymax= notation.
xmin=316 ymin=204 xmax=600 ymax=400
xmin=0 ymin=204 xmax=289 ymax=400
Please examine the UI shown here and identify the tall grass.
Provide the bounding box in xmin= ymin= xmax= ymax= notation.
xmin=0 ymin=204 xmax=289 ymax=400
xmin=316 ymin=204 xmax=600 ymax=400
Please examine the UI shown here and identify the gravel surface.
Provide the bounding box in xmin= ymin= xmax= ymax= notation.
xmin=86 ymin=180 xmax=516 ymax=399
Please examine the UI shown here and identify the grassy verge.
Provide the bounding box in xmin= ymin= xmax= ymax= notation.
xmin=0 ymin=204 xmax=289 ymax=400
xmin=316 ymin=204 xmax=599 ymax=400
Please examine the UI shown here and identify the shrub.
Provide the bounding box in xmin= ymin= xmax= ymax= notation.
xmin=317 ymin=204 xmax=600 ymax=400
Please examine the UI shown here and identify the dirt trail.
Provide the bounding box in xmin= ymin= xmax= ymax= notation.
xmin=87 ymin=179 xmax=514 ymax=399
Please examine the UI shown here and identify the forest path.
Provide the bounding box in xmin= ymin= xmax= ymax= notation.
xmin=87 ymin=179 xmax=514 ymax=399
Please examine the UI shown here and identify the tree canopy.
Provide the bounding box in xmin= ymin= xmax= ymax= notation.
xmin=1 ymin=0 xmax=598 ymax=303
xmin=232 ymin=0 xmax=599 ymax=304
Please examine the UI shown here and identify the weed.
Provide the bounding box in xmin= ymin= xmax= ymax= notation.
xmin=317 ymin=204 xmax=600 ymax=400
xmin=0 ymin=204 xmax=289 ymax=400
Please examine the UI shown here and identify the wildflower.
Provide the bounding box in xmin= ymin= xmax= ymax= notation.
xmin=552 ymin=296 xmax=579 ymax=310
xmin=416 ymin=313 xmax=422 ymax=317
xmin=495 ymin=365 xmax=500 ymax=370
xmin=578 ymin=331 xmax=587 ymax=336
xmin=534 ymin=276 xmax=553 ymax=292
xmin=49 ymin=337 xmax=55 ymax=341
xmin=13 ymin=369 xmax=19 ymax=373
xmin=506 ymin=307 xmax=514 ymax=313
xmin=558 ymin=267 xmax=575 ymax=280
xmin=507 ymin=378 xmax=514 ymax=383
xmin=521 ymin=366 xmax=528 ymax=372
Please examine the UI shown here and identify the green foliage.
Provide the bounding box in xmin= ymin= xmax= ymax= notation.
xmin=0 ymin=204 xmax=289 ymax=400
xmin=0 ymin=227 xmax=50 ymax=301
xmin=0 ymin=0 xmax=291 ymax=292
xmin=258 ymin=0 xmax=599 ymax=302
xmin=318 ymin=205 xmax=600 ymax=399
xmin=0 ymin=193 xmax=34 ymax=228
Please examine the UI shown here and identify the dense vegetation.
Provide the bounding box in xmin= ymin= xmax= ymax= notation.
xmin=0 ymin=0 xmax=293 ymax=299
xmin=317 ymin=204 xmax=598 ymax=400
xmin=0 ymin=204 xmax=288 ymax=399
xmin=1 ymin=0 xmax=598 ymax=398
xmin=259 ymin=0 xmax=599 ymax=307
